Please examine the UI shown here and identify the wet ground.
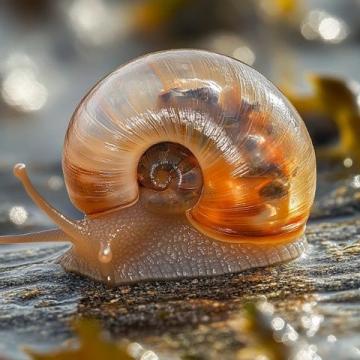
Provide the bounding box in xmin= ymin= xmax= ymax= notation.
xmin=1 ymin=164 xmax=360 ymax=360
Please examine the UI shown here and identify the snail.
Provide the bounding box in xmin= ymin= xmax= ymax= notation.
xmin=0 ymin=49 xmax=316 ymax=285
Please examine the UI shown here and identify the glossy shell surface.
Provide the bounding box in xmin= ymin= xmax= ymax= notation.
xmin=63 ymin=49 xmax=316 ymax=244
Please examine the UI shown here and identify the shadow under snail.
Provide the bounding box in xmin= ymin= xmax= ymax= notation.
xmin=0 ymin=49 xmax=316 ymax=285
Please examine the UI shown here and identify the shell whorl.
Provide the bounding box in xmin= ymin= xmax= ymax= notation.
xmin=63 ymin=49 xmax=316 ymax=244
xmin=138 ymin=142 xmax=203 ymax=214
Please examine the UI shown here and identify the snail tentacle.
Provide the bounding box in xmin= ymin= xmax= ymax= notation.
xmin=12 ymin=163 xmax=84 ymax=244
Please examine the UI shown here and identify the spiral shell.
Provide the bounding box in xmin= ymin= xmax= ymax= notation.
xmin=137 ymin=142 xmax=203 ymax=214
xmin=63 ymin=49 xmax=316 ymax=244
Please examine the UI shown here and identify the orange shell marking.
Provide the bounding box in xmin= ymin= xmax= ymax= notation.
xmin=63 ymin=50 xmax=316 ymax=244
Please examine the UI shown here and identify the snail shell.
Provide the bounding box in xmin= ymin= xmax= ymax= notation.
xmin=0 ymin=50 xmax=316 ymax=284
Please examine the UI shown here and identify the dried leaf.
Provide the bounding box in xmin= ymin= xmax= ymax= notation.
xmin=26 ymin=320 xmax=134 ymax=360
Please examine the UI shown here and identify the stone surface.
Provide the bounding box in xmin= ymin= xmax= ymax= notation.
xmin=1 ymin=166 xmax=360 ymax=359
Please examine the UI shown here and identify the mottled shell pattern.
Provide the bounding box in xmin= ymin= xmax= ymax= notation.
xmin=63 ymin=49 xmax=316 ymax=245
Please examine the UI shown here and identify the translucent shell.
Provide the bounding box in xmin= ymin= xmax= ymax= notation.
xmin=63 ymin=49 xmax=316 ymax=244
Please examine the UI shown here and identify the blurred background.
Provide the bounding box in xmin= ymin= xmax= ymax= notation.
xmin=0 ymin=0 xmax=360 ymax=229
xmin=1 ymin=0 xmax=360 ymax=163
xmin=1 ymin=2 xmax=360 ymax=359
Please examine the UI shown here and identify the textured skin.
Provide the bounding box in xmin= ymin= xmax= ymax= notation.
xmin=59 ymin=197 xmax=307 ymax=285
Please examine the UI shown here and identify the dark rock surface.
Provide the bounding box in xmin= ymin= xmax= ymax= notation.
xmin=1 ymin=166 xmax=360 ymax=359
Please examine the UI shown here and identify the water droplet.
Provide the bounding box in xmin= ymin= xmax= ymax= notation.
xmin=98 ymin=242 xmax=112 ymax=263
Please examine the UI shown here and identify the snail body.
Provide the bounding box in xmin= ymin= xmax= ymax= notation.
xmin=0 ymin=50 xmax=316 ymax=284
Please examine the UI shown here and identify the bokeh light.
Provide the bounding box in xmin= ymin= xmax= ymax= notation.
xmin=1 ymin=53 xmax=48 ymax=113
xmin=8 ymin=206 xmax=28 ymax=226
xmin=66 ymin=0 xmax=130 ymax=46
xmin=301 ymin=10 xmax=349 ymax=43
xmin=200 ymin=32 xmax=256 ymax=65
